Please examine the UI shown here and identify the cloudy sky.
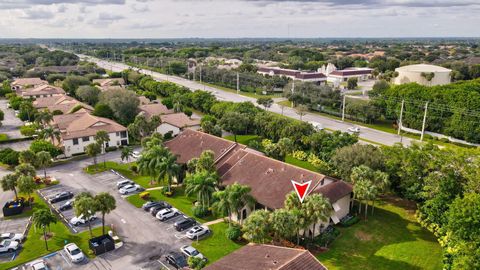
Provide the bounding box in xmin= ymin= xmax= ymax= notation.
xmin=0 ymin=0 xmax=479 ymax=38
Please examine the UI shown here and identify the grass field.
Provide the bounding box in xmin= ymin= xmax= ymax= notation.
xmin=316 ymin=199 xmax=443 ymax=270
xmin=223 ymin=134 xmax=259 ymax=145
xmin=0 ymin=134 xmax=8 ymax=141
xmin=285 ymin=155 xmax=319 ymax=172
xmin=84 ymin=161 xmax=160 ymax=188
xmin=192 ymin=222 xmax=245 ymax=264
xmin=126 ymin=187 xmax=217 ymax=223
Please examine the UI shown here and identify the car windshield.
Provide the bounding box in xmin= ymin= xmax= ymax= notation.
xmin=8 ymin=233 xmax=14 ymax=238
xmin=70 ymin=248 xmax=81 ymax=255
xmin=2 ymin=240 xmax=10 ymax=246
xmin=190 ymin=249 xmax=199 ymax=256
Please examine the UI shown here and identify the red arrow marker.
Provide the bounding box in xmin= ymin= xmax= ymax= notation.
xmin=291 ymin=180 xmax=312 ymax=203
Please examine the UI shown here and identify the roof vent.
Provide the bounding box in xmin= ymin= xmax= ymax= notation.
xmin=266 ymin=168 xmax=274 ymax=174
xmin=265 ymin=254 xmax=270 ymax=258
xmin=321 ymin=179 xmax=325 ymax=185
xmin=273 ymin=260 xmax=278 ymax=265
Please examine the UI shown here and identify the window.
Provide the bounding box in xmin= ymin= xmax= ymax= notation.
xmin=116 ymin=132 xmax=119 ymax=137
xmin=82 ymin=136 xmax=90 ymax=142
xmin=120 ymin=131 xmax=127 ymax=138
xmin=73 ymin=138 xmax=79 ymax=145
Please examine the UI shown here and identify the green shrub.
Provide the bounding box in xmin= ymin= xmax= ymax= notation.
xmin=139 ymin=192 xmax=150 ymax=200
xmin=130 ymin=165 xmax=138 ymax=173
xmin=292 ymin=150 xmax=308 ymax=161
xmin=20 ymin=125 xmax=36 ymax=137
xmin=188 ymin=256 xmax=207 ymax=270
xmin=192 ymin=205 xmax=210 ymax=218
xmin=0 ymin=148 xmax=19 ymax=166
xmin=105 ymin=146 xmax=118 ymax=152
xmin=340 ymin=215 xmax=360 ymax=227
xmin=164 ymin=131 xmax=173 ymax=140
xmin=440 ymin=137 xmax=450 ymax=143
xmin=225 ymin=225 xmax=242 ymax=241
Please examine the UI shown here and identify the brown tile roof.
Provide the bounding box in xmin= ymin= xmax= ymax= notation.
xmin=11 ymin=78 xmax=47 ymax=87
xmin=139 ymin=103 xmax=174 ymax=118
xmin=21 ymin=84 xmax=65 ymax=97
xmin=329 ymin=68 xmax=373 ymax=77
xmin=93 ymin=78 xmax=125 ymax=87
xmin=138 ymin=96 xmax=151 ymax=105
xmin=53 ymin=112 xmax=126 ymax=140
xmin=312 ymin=179 xmax=353 ymax=203
xmin=33 ymin=96 xmax=93 ymax=114
xmin=160 ymin=113 xmax=200 ymax=128
xmin=204 ymin=244 xmax=327 ymax=270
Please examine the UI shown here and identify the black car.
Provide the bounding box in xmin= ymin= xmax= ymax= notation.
xmin=142 ymin=201 xmax=171 ymax=212
xmin=174 ymin=216 xmax=197 ymax=231
xmin=49 ymin=191 xmax=74 ymax=203
xmin=165 ymin=252 xmax=188 ymax=269
xmin=59 ymin=200 xmax=73 ymax=211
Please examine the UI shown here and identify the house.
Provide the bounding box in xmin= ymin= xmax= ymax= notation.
xmin=51 ymin=111 xmax=128 ymax=157
xmin=158 ymin=113 xmax=201 ymax=136
xmin=92 ymin=78 xmax=125 ymax=91
xmin=33 ymin=95 xmax=93 ymax=114
xmin=204 ymin=244 xmax=327 ymax=270
xmin=327 ymin=68 xmax=374 ymax=84
xmin=19 ymin=84 xmax=66 ymax=98
xmin=11 ymin=78 xmax=48 ymax=91
xmin=138 ymin=96 xmax=151 ymax=105
xmin=138 ymin=103 xmax=174 ymax=119
xmin=165 ymin=129 xmax=353 ymax=236
xmin=257 ymin=67 xmax=327 ymax=84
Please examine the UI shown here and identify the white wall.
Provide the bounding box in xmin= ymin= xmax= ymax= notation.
xmin=394 ymin=70 xmax=451 ymax=86
xmin=63 ymin=131 xmax=128 ymax=157
xmin=157 ymin=123 xmax=181 ymax=136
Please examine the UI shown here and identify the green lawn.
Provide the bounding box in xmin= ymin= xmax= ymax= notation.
xmin=285 ymin=155 xmax=319 ymax=172
xmin=126 ymin=187 xmax=217 ymax=223
xmin=3 ymin=193 xmax=48 ymax=220
xmin=84 ymin=161 xmax=160 ymax=188
xmin=316 ymin=200 xmax=443 ymax=270
xmin=277 ymin=100 xmax=293 ymax=108
xmin=192 ymin=222 xmax=245 ymax=264
xmin=223 ymin=134 xmax=259 ymax=145
xmin=0 ymin=134 xmax=8 ymax=141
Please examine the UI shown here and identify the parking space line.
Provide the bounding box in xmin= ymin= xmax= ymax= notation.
xmin=59 ymin=251 xmax=72 ymax=266
xmin=157 ymin=259 xmax=171 ymax=270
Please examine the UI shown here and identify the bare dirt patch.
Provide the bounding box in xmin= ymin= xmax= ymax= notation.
xmin=355 ymin=230 xmax=372 ymax=241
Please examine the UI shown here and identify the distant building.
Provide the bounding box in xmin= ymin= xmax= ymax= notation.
xmin=157 ymin=113 xmax=201 ymax=136
xmin=11 ymin=78 xmax=48 ymax=91
xmin=327 ymin=67 xmax=374 ymax=84
xmin=92 ymin=78 xmax=125 ymax=91
xmin=204 ymin=244 xmax=327 ymax=270
xmin=257 ymin=67 xmax=327 ymax=84
xmin=393 ymin=64 xmax=451 ymax=86
xmin=19 ymin=84 xmax=65 ymax=98
xmin=33 ymin=95 xmax=93 ymax=114
xmin=138 ymin=103 xmax=174 ymax=119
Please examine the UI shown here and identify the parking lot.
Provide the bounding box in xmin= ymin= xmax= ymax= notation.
xmin=0 ymin=217 xmax=30 ymax=263
xmin=38 ymin=184 xmax=102 ymax=233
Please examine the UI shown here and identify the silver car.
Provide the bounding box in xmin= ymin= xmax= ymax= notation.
xmin=186 ymin=225 xmax=210 ymax=240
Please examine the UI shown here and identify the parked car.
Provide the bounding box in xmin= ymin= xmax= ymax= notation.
xmin=63 ymin=243 xmax=85 ymax=263
xmin=0 ymin=239 xmax=19 ymax=253
xmin=119 ymin=184 xmax=142 ymax=195
xmin=347 ymin=126 xmax=360 ymax=133
xmin=59 ymin=200 xmax=73 ymax=211
xmin=132 ymin=151 xmax=141 ymax=159
xmin=174 ymin=216 xmax=197 ymax=231
xmin=116 ymin=180 xmax=134 ymax=190
xmin=29 ymin=259 xmax=49 ymax=270
xmin=150 ymin=205 xmax=166 ymax=216
xmin=186 ymin=226 xmax=210 ymax=240
xmin=165 ymin=252 xmax=188 ymax=269
xmin=142 ymin=201 xmax=171 ymax=212
xmin=70 ymin=214 xmax=97 ymax=226
xmin=180 ymin=245 xmax=205 ymax=260
xmin=49 ymin=191 xmax=74 ymax=203
xmin=156 ymin=208 xmax=180 ymax=221
xmin=0 ymin=233 xmax=24 ymax=243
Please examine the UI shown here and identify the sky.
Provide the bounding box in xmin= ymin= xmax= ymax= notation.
xmin=0 ymin=0 xmax=479 ymax=38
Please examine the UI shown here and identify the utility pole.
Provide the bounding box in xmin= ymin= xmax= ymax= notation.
xmin=420 ymin=102 xmax=429 ymax=141
xmin=342 ymin=95 xmax=346 ymax=122
xmin=291 ymin=80 xmax=295 ymax=107
xmin=236 ymin=72 xmax=240 ymax=94
xmin=398 ymin=99 xmax=404 ymax=135
xmin=199 ymin=65 xmax=202 ymax=83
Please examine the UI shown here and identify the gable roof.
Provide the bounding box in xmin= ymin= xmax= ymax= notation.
xmin=53 ymin=112 xmax=126 ymax=140
xmin=33 ymin=95 xmax=93 ymax=114
xmin=138 ymin=103 xmax=174 ymax=118
xmin=204 ymin=244 xmax=327 ymax=270
xmin=11 ymin=78 xmax=47 ymax=87
xmin=93 ymin=78 xmax=125 ymax=87
xmin=160 ymin=113 xmax=201 ymax=129
xmin=21 ymin=84 xmax=65 ymax=97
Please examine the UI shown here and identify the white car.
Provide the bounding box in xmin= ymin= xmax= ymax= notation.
xmin=64 ymin=243 xmax=85 ymax=263
xmin=116 ymin=179 xmax=134 ymax=189
xmin=347 ymin=127 xmax=360 ymax=133
xmin=156 ymin=207 xmax=180 ymax=221
xmin=180 ymin=245 xmax=205 ymax=260
xmin=1 ymin=233 xmax=24 ymax=243
xmin=186 ymin=226 xmax=210 ymax=240
xmin=0 ymin=239 xmax=19 ymax=253
xmin=119 ymin=184 xmax=142 ymax=195
xmin=132 ymin=151 xmax=141 ymax=159
xmin=30 ymin=259 xmax=49 ymax=270
xmin=70 ymin=214 xmax=97 ymax=226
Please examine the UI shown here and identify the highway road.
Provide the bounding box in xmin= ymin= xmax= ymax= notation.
xmin=79 ymin=54 xmax=415 ymax=146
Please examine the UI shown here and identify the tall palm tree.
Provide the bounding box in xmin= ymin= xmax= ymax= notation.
xmin=212 ymin=190 xmax=232 ymax=224
xmin=121 ymin=146 xmax=133 ymax=163
xmin=227 ymin=183 xmax=255 ymax=225
xmin=242 ymin=209 xmax=271 ymax=244
xmin=36 ymin=151 xmax=52 ymax=179
xmin=284 ymin=191 xmax=309 ymax=244
xmin=304 ymin=193 xmax=331 ymax=240
xmin=185 ymin=171 xmax=217 ymax=207
xmin=271 ymin=208 xmax=298 ymax=241
xmin=17 ymin=175 xmax=36 ymax=203
xmin=35 ymin=110 xmax=53 ymax=127
xmin=32 ymin=209 xmax=57 ymax=251
xmin=74 ymin=196 xmax=97 ymax=237
xmin=40 ymin=127 xmax=61 ymax=145
xmin=95 ymin=130 xmax=110 ymax=168
xmin=1 ymin=174 xmax=19 ymax=201
xmin=85 ymin=142 xmax=101 ymax=167
xmin=15 ymin=163 xmax=36 ymax=178
xmin=94 ymin=193 xmax=116 ymax=235
xmin=157 ymin=152 xmax=180 ymax=192
xmin=138 ymin=145 xmax=169 ymax=186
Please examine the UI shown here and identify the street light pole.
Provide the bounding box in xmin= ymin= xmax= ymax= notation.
xmin=398 ymin=99 xmax=404 ymax=135
xmin=236 ymin=72 xmax=240 ymax=94
xmin=342 ymin=95 xmax=346 ymax=122
xmin=420 ymin=102 xmax=429 ymax=141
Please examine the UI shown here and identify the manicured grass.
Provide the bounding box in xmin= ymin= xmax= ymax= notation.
xmin=84 ymin=161 xmax=160 ymax=188
xmin=316 ymin=200 xmax=443 ymax=270
xmin=285 ymin=155 xmax=319 ymax=172
xmin=0 ymin=134 xmax=8 ymax=141
xmin=224 ymin=134 xmax=259 ymax=145
xmin=3 ymin=193 xmax=48 ymax=220
xmin=192 ymin=222 xmax=245 ymax=264
xmin=277 ymin=100 xmax=293 ymax=108
xmin=126 ymin=187 xmax=217 ymax=223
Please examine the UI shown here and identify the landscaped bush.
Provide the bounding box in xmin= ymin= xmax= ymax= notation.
xmin=247 ymin=139 xmax=261 ymax=150
xmin=20 ymin=125 xmax=36 ymax=136
xmin=139 ymin=192 xmax=150 ymax=200
xmin=192 ymin=205 xmax=210 ymax=218
xmin=164 ymin=131 xmax=173 ymax=140
xmin=0 ymin=148 xmax=19 ymax=166
xmin=161 ymin=186 xmax=174 ymax=197
xmin=130 ymin=165 xmax=138 ymax=173
xmin=225 ymin=225 xmax=242 ymax=241
xmin=340 ymin=215 xmax=360 ymax=227
xmin=292 ymin=150 xmax=308 ymax=161
xmin=188 ymin=256 xmax=207 ymax=270
xmin=105 ymin=146 xmax=118 ymax=152
xmin=316 ymin=226 xmax=340 ymax=247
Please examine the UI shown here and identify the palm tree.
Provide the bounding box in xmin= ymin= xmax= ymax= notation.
xmin=271 ymin=208 xmax=298 ymax=241
xmin=17 ymin=175 xmax=36 ymax=203
xmin=1 ymin=174 xmax=19 ymax=201
xmin=242 ymin=209 xmax=271 ymax=244
xmin=227 ymin=183 xmax=255 ymax=225
xmin=138 ymin=145 xmax=169 ymax=186
xmin=35 ymin=110 xmax=53 ymax=127
xmin=85 ymin=142 xmax=101 ymax=167
xmin=94 ymin=193 xmax=116 ymax=235
xmin=32 ymin=209 xmax=57 ymax=250
xmin=353 ymin=178 xmax=369 ymax=216
xmin=212 ymin=190 xmax=232 ymax=224
xmin=304 ymin=193 xmax=331 ymax=240
xmin=172 ymin=93 xmax=183 ymax=113
xmin=157 ymin=152 xmax=180 ymax=192
xmin=36 ymin=151 xmax=52 ymax=179
xmin=95 ymin=130 xmax=110 ymax=168
xmin=121 ymin=146 xmax=133 ymax=163
xmin=284 ymin=191 xmax=309 ymax=244
xmin=40 ymin=127 xmax=61 ymax=145
xmin=15 ymin=163 xmax=36 ymax=178
xmin=185 ymin=171 xmax=217 ymax=207
xmin=74 ymin=196 xmax=97 ymax=237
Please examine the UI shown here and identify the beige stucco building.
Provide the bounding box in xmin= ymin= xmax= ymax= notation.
xmin=394 ymin=64 xmax=451 ymax=86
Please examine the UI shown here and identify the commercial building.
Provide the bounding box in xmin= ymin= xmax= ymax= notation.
xmin=393 ymin=64 xmax=451 ymax=86
xmin=257 ymin=67 xmax=327 ymax=84
xmin=327 ymin=68 xmax=374 ymax=84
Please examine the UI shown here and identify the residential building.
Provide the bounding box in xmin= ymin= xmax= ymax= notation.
xmin=138 ymin=103 xmax=174 ymax=119
xmin=204 ymin=244 xmax=327 ymax=270
xmin=393 ymin=64 xmax=451 ymax=86
xmin=33 ymin=95 xmax=93 ymax=114
xmin=257 ymin=67 xmax=327 ymax=84
xmin=52 ymin=111 xmax=128 ymax=157
xmin=158 ymin=113 xmax=201 ymax=136
xmin=327 ymin=67 xmax=374 ymax=84
xmin=11 ymin=77 xmax=47 ymax=91
xmin=92 ymin=78 xmax=125 ymax=91
xmin=19 ymin=84 xmax=66 ymax=98
xmin=165 ymin=129 xmax=352 ymax=236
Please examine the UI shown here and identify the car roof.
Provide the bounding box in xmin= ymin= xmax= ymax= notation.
xmin=182 ymin=245 xmax=196 ymax=252
xmin=65 ymin=243 xmax=79 ymax=250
